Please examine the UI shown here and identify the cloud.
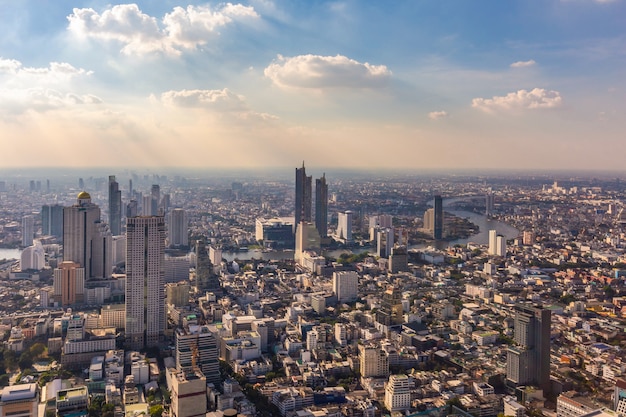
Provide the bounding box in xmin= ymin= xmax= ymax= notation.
xmin=510 ymin=59 xmax=536 ymax=68
xmin=67 ymin=3 xmax=259 ymax=56
xmin=428 ymin=111 xmax=448 ymax=120
xmin=472 ymin=88 xmax=562 ymax=112
xmin=264 ymin=54 xmax=392 ymax=89
xmin=160 ymin=88 xmax=248 ymax=111
xmin=0 ymin=58 xmax=98 ymax=116
xmin=158 ymin=88 xmax=278 ymax=122
xmin=0 ymin=58 xmax=91 ymax=84
xmin=0 ymin=89 xmax=102 ymax=116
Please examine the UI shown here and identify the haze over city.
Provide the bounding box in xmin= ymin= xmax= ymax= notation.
xmin=0 ymin=0 xmax=624 ymax=170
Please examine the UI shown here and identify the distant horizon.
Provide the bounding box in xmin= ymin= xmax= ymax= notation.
xmin=2 ymin=166 xmax=626 ymax=181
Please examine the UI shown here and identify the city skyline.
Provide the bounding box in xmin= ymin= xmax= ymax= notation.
xmin=0 ymin=1 xmax=624 ymax=170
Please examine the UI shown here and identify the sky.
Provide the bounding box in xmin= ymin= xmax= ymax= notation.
xmin=0 ymin=0 xmax=624 ymax=171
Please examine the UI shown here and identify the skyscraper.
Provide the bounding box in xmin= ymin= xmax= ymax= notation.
xmin=295 ymin=162 xmax=312 ymax=230
xmin=315 ymin=174 xmax=328 ymax=238
xmin=151 ymin=184 xmax=160 ymax=215
xmin=108 ymin=175 xmax=122 ymax=236
xmin=125 ymin=216 xmax=166 ymax=349
xmin=21 ymin=215 xmax=34 ymax=247
xmin=488 ymin=229 xmax=498 ymax=255
xmin=168 ymin=208 xmax=188 ymax=248
xmin=433 ymin=195 xmax=443 ymax=240
xmin=506 ymin=305 xmax=551 ymax=391
xmin=337 ymin=211 xmax=353 ymax=242
xmin=63 ymin=192 xmax=112 ymax=279
xmin=195 ymin=240 xmax=221 ymax=294
xmin=42 ymin=204 xmax=64 ymax=239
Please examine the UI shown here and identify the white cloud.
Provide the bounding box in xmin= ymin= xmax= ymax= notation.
xmin=510 ymin=59 xmax=536 ymax=68
xmin=0 ymin=58 xmax=98 ymax=116
xmin=159 ymin=88 xmax=278 ymax=122
xmin=264 ymin=54 xmax=391 ymax=89
xmin=0 ymin=88 xmax=102 ymax=116
xmin=472 ymin=88 xmax=562 ymax=112
xmin=428 ymin=111 xmax=448 ymax=120
xmin=67 ymin=3 xmax=259 ymax=56
xmin=160 ymin=88 xmax=247 ymax=111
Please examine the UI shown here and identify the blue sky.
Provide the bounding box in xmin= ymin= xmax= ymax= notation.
xmin=0 ymin=0 xmax=624 ymax=170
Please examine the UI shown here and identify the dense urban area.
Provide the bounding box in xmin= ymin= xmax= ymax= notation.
xmin=1 ymin=167 xmax=626 ymax=417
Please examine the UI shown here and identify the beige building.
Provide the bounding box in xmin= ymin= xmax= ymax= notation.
xmin=0 ymin=383 xmax=38 ymax=417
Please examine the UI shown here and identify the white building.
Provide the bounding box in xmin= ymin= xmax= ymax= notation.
xmin=384 ymin=374 xmax=411 ymax=412
xmin=332 ymin=271 xmax=358 ymax=303
xmin=20 ymin=240 xmax=45 ymax=270
xmin=125 ymin=216 xmax=165 ymax=349
xmin=337 ymin=211 xmax=353 ymax=242
xmin=21 ymin=215 xmax=34 ymax=247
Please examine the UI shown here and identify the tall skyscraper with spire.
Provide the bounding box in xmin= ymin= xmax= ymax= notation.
xmin=108 ymin=175 xmax=122 ymax=236
xmin=295 ymin=162 xmax=312 ymax=231
xmin=315 ymin=174 xmax=328 ymax=239
xmin=125 ymin=216 xmax=166 ymax=349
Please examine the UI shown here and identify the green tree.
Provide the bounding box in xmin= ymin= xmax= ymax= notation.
xmin=149 ymin=404 xmax=164 ymax=417
xmin=18 ymin=351 xmax=33 ymax=371
xmin=29 ymin=343 xmax=46 ymax=359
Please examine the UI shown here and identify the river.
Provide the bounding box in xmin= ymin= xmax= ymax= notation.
xmin=0 ymin=208 xmax=518 ymax=263
xmin=222 ymin=209 xmax=519 ymax=261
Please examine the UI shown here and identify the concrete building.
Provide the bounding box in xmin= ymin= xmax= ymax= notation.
xmin=359 ymin=344 xmax=389 ymax=378
xmin=433 ymin=195 xmax=443 ymax=239
xmin=21 ymin=215 xmax=34 ymax=247
xmin=337 ymin=211 xmax=353 ymax=242
xmin=53 ymin=261 xmax=85 ymax=306
xmin=41 ymin=204 xmax=64 ymax=239
xmin=506 ymin=305 xmax=551 ymax=391
xmin=108 ymin=175 xmax=122 ymax=236
xmin=295 ymin=162 xmax=312 ymax=230
xmin=0 ymin=383 xmax=39 ymax=417
xmin=384 ymin=374 xmax=411 ymax=412
xmin=168 ymin=208 xmax=189 ymax=248
xmin=332 ymin=271 xmax=358 ymax=303
xmin=63 ymin=192 xmax=112 ymax=280
xmin=125 ymin=216 xmax=165 ymax=349
xmin=315 ymin=174 xmax=328 ymax=239
xmin=175 ymin=324 xmax=220 ymax=387
xmin=169 ymin=369 xmax=207 ymax=417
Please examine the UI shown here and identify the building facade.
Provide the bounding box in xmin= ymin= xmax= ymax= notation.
xmin=125 ymin=216 xmax=166 ymax=349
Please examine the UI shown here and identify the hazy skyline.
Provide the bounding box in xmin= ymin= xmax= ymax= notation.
xmin=0 ymin=1 xmax=624 ymax=170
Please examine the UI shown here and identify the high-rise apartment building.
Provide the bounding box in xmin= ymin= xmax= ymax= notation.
xmin=168 ymin=208 xmax=188 ymax=248
xmin=53 ymin=261 xmax=85 ymax=306
xmin=359 ymin=344 xmax=389 ymax=378
xmin=125 ymin=216 xmax=165 ymax=349
xmin=63 ymin=192 xmax=111 ymax=280
xmin=295 ymin=163 xmax=312 ymax=231
xmin=488 ymin=229 xmax=497 ymax=255
xmin=22 ymin=215 xmax=34 ymax=247
xmin=337 ymin=211 xmax=353 ymax=242
xmin=315 ymin=174 xmax=328 ymax=239
xmin=42 ymin=204 xmax=64 ymax=239
xmin=385 ymin=374 xmax=411 ymax=412
xmin=433 ymin=195 xmax=443 ymax=240
xmin=108 ymin=175 xmax=122 ymax=236
xmin=506 ymin=305 xmax=551 ymax=391
xmin=333 ymin=271 xmax=358 ymax=303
